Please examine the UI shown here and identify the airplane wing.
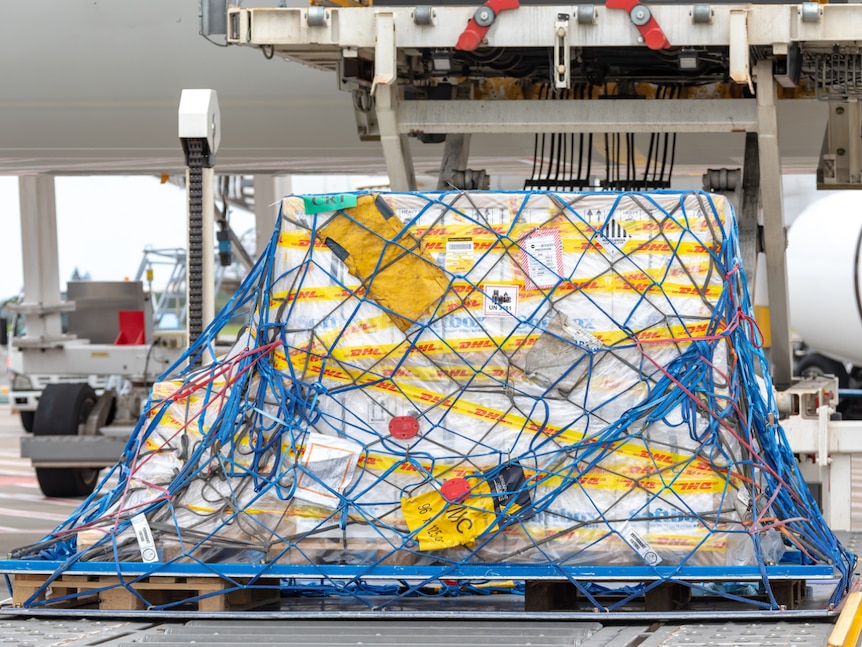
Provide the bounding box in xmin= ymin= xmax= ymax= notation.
xmin=1 ymin=1 xmax=827 ymax=178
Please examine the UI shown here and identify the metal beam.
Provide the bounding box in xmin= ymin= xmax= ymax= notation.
xmin=21 ymin=435 xmax=129 ymax=468
xmin=14 ymin=343 xmax=182 ymax=379
xmin=740 ymin=133 xmax=761 ymax=292
xmin=232 ymin=4 xmax=862 ymax=52
xmin=373 ymin=11 xmax=416 ymax=191
xmin=396 ymin=100 xmax=758 ymax=135
xmin=783 ymin=419 xmax=862 ymax=454
xmin=754 ymin=59 xmax=793 ymax=390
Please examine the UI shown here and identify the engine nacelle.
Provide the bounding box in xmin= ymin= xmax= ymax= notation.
xmin=787 ymin=192 xmax=862 ymax=367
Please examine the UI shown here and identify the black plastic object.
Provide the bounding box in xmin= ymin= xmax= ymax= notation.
xmin=33 ymin=383 xmax=100 ymax=497
xmin=796 ymin=352 xmax=850 ymax=389
xmin=19 ymin=411 xmax=34 ymax=434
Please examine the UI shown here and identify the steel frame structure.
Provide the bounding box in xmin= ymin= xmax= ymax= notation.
xmin=226 ymin=1 xmax=808 ymax=380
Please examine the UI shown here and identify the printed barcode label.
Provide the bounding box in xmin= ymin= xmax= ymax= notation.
xmin=446 ymin=238 xmax=474 ymax=253
xmin=131 ymin=513 xmax=159 ymax=563
xmin=622 ymin=525 xmax=662 ymax=566
xmin=446 ymin=237 xmax=474 ymax=274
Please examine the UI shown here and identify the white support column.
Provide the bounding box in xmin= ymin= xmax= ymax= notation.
xmin=754 ymin=58 xmax=793 ymax=390
xmin=826 ymin=453 xmax=853 ymax=532
xmin=437 ymin=134 xmax=472 ymax=190
xmin=253 ymin=175 xmax=293 ymax=258
xmin=17 ymin=175 xmax=67 ymax=344
xmin=253 ymin=175 xmax=276 ymax=258
xmin=373 ymin=11 xmax=416 ymax=191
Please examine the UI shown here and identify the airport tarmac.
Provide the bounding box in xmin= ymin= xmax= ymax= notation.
xmin=0 ymin=405 xmax=84 ymax=597
xmin=0 ymin=404 xmax=83 ymax=546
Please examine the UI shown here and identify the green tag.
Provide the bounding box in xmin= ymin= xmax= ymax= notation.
xmin=303 ymin=193 xmax=358 ymax=214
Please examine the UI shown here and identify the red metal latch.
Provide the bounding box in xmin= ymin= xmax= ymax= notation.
xmin=605 ymin=0 xmax=670 ymax=50
xmin=455 ymin=0 xmax=520 ymax=52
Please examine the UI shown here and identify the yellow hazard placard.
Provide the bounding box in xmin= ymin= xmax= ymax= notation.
xmin=401 ymin=480 xmax=496 ymax=551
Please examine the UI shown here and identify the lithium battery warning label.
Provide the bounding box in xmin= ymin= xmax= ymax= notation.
xmin=596 ymin=216 xmax=630 ymax=257
xmin=482 ymin=284 xmax=519 ymax=317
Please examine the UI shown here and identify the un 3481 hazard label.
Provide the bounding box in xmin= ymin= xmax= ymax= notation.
xmin=482 ymin=283 xmax=518 ymax=317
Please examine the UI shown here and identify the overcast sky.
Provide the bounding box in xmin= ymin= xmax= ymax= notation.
xmin=0 ymin=176 xmax=222 ymax=302
xmin=0 ymin=175 xmax=391 ymax=303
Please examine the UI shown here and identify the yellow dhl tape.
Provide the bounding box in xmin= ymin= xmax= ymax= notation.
xmin=408 ymin=217 xmax=722 ymax=240
xmin=278 ymin=221 xmax=723 ymax=256
xmin=273 ymin=349 xmax=735 ymax=467
xmin=497 ymin=524 xmax=733 ymax=553
xmin=266 ymin=272 xmax=723 ymax=312
xmin=142 ymin=404 xmax=739 ymax=499
xmin=271 ymin=321 xmax=723 ymax=370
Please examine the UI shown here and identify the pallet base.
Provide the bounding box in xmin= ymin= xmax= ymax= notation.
xmin=12 ymin=573 xmax=281 ymax=612
xmin=524 ymin=578 xmax=809 ymax=612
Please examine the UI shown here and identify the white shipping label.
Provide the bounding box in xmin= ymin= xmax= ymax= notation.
xmin=621 ymin=525 xmax=662 ymax=566
xmin=446 ymin=237 xmax=474 ymax=274
xmin=295 ymin=434 xmax=362 ymax=509
xmin=131 ymin=513 xmax=159 ymax=563
xmin=520 ymin=229 xmax=563 ymax=289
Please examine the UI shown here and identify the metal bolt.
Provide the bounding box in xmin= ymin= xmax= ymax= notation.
xmin=474 ymin=6 xmax=495 ymax=26
xmin=631 ymin=4 xmax=651 ymax=25
xmin=838 ymin=148 xmax=847 ymax=156
xmin=837 ymin=106 xmax=845 ymax=115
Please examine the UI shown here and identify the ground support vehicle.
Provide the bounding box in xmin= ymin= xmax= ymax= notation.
xmin=4 ymin=178 xmax=187 ymax=498
xmin=6 ymin=279 xmax=157 ymax=432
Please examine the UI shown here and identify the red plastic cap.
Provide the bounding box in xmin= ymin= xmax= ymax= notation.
xmin=604 ymin=0 xmax=671 ymax=50
xmin=455 ymin=0 xmax=520 ymax=52
xmin=441 ymin=478 xmax=472 ymax=503
xmin=389 ymin=416 xmax=419 ymax=440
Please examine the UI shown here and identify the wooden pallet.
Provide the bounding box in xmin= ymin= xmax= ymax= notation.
xmin=11 ymin=573 xmax=282 ymax=611
xmin=524 ymin=578 xmax=808 ymax=612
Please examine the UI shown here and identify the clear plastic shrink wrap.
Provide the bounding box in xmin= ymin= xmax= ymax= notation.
xmin=15 ymin=190 xmax=853 ymax=610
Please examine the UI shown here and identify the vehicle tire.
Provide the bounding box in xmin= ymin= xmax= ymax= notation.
xmin=19 ymin=411 xmax=35 ymax=434
xmin=32 ymin=383 xmax=100 ymax=498
xmin=796 ymin=353 xmax=850 ymax=389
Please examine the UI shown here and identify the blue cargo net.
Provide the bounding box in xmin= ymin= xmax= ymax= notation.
xmin=6 ymin=190 xmax=855 ymax=612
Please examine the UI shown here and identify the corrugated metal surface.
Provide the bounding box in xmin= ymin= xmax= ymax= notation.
xmin=121 ymin=620 xmax=608 ymax=646
xmin=636 ymin=622 xmax=834 ymax=646
xmin=0 ymin=618 xmax=154 ymax=646
xmin=0 ymin=616 xmax=841 ymax=647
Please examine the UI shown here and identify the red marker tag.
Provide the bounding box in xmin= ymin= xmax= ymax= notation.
xmin=441 ymin=477 xmax=472 ymax=503
xmin=389 ymin=416 xmax=419 ymax=440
